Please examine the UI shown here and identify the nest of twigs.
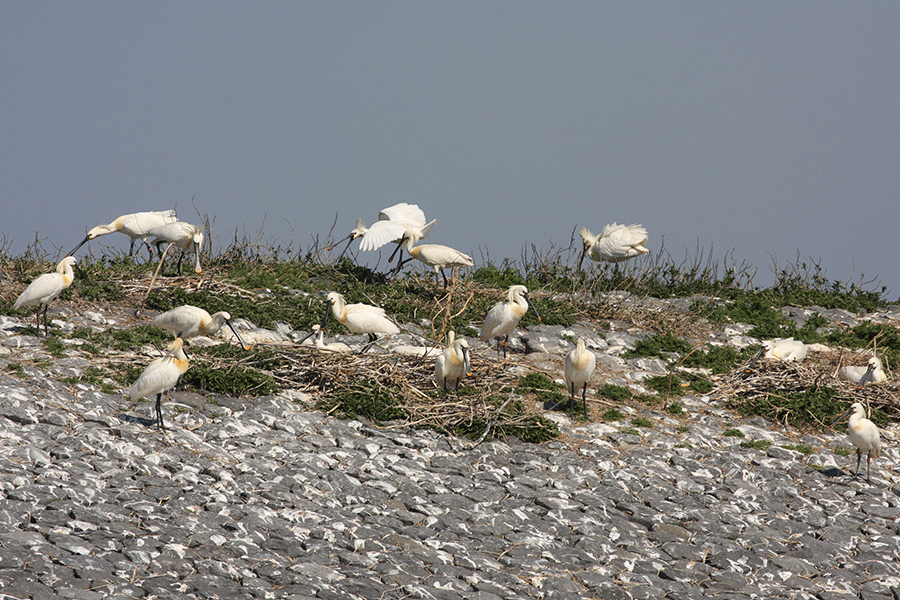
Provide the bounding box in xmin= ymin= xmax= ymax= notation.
xmin=715 ymin=353 xmax=900 ymax=428
xmin=270 ymin=346 xmax=554 ymax=445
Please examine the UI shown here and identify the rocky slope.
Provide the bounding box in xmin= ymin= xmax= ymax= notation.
xmin=0 ymin=293 xmax=898 ymax=600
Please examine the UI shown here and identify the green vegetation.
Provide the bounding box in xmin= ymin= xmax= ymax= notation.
xmin=0 ymin=234 xmax=894 ymax=442
xmin=740 ymin=439 xmax=771 ymax=450
xmin=723 ymin=428 xmax=745 ymax=438
xmin=602 ymin=408 xmax=625 ymax=422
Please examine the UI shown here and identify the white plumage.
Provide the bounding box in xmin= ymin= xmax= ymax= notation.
xmin=761 ymin=338 xmax=808 ymax=362
xmin=149 ymin=221 xmax=204 ymax=274
xmin=324 ymin=292 xmax=400 ymax=345
xmin=479 ymin=285 xmax=540 ymax=358
xmin=13 ymin=256 xmax=77 ymax=336
xmin=434 ymin=331 xmax=471 ymax=394
xmin=838 ymin=356 xmax=886 ymax=384
xmin=152 ymin=305 xmax=250 ymax=350
xmin=358 ymin=203 xmax=435 ymax=252
xmin=837 ymin=402 xmax=881 ymax=482
xmin=128 ymin=337 xmax=191 ymax=430
xmin=299 ymin=324 xmax=351 ymax=353
xmin=68 ymin=210 xmax=177 ymax=256
xmin=578 ymin=223 xmax=649 ymax=269
xmin=565 ymin=338 xmax=596 ymax=418
xmin=392 ymin=226 xmax=473 ymax=288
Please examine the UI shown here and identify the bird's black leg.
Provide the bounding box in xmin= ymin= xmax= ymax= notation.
xmin=568 ymin=383 xmax=575 ymax=417
xmin=856 ymin=450 xmax=861 ymax=477
xmin=175 ymin=251 xmax=185 ymax=275
xmin=156 ymin=393 xmax=165 ymax=430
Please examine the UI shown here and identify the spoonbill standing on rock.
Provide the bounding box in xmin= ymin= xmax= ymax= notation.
xmin=149 ymin=221 xmax=204 ymax=275
xmin=565 ymin=338 xmax=596 ymax=418
xmin=68 ymin=210 xmax=177 ymax=257
xmin=389 ymin=227 xmax=474 ymax=289
xmin=128 ymin=337 xmax=191 ymax=430
xmin=479 ymin=285 xmax=541 ymax=359
xmin=152 ymin=305 xmax=250 ymax=350
xmin=434 ymin=331 xmax=471 ymax=395
xmin=578 ymin=223 xmax=649 ymax=271
xmin=838 ymin=356 xmax=886 ymax=385
xmin=323 ymin=292 xmax=400 ymax=349
xmin=13 ymin=256 xmax=77 ymax=337
xmin=836 ymin=402 xmax=881 ymax=482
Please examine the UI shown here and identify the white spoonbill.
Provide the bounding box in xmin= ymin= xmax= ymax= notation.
xmin=355 ymin=203 xmax=437 ymax=274
xmin=68 ymin=210 xmax=178 ymax=257
xmin=13 ymin=256 xmax=77 ymax=337
xmin=389 ymin=227 xmax=474 ymax=288
xmin=761 ymin=337 xmax=807 ymax=362
xmin=565 ymin=338 xmax=596 ymax=418
xmin=479 ymin=285 xmax=541 ymax=358
xmin=332 ymin=218 xmax=370 ymax=261
xmin=838 ymin=356 xmax=886 ymax=385
xmin=434 ymin=332 xmax=471 ymax=395
xmin=149 ymin=221 xmax=204 ymax=274
xmin=299 ymin=324 xmax=351 ymax=353
xmin=836 ymin=402 xmax=881 ymax=482
xmin=152 ymin=305 xmax=250 ymax=350
xmin=323 ymin=292 xmax=400 ymax=346
xmin=578 ymin=224 xmax=649 ymax=270
xmin=128 ymin=337 xmax=190 ymax=430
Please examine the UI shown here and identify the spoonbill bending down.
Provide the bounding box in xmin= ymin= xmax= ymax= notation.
xmin=838 ymin=356 xmax=886 ymax=385
xmin=565 ymin=338 xmax=596 ymax=418
xmin=323 ymin=292 xmax=400 ymax=348
xmin=149 ymin=221 xmax=204 ymax=275
xmin=299 ymin=324 xmax=351 ymax=353
xmin=152 ymin=305 xmax=250 ymax=350
xmin=13 ymin=256 xmax=77 ymax=337
xmin=479 ymin=285 xmax=541 ymax=359
xmin=578 ymin=224 xmax=649 ymax=271
xmin=128 ymin=337 xmax=190 ymax=430
xmin=434 ymin=332 xmax=471 ymax=395
xmin=836 ymin=402 xmax=881 ymax=482
xmin=68 ymin=210 xmax=177 ymax=257
xmin=390 ymin=227 xmax=474 ymax=288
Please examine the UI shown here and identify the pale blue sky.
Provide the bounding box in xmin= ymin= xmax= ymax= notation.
xmin=2 ymin=2 xmax=898 ymax=298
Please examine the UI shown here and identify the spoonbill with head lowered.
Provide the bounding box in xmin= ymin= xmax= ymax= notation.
xmin=565 ymin=338 xmax=596 ymax=418
xmin=323 ymin=292 xmax=400 ymax=349
xmin=13 ymin=256 xmax=77 ymax=337
xmin=479 ymin=285 xmax=541 ymax=359
xmin=434 ymin=331 xmax=471 ymax=395
xmin=389 ymin=226 xmax=473 ymax=288
xmin=152 ymin=305 xmax=250 ymax=350
xmin=149 ymin=221 xmax=204 ymax=275
xmin=128 ymin=337 xmax=190 ymax=430
xmin=578 ymin=224 xmax=649 ymax=271
xmin=299 ymin=324 xmax=351 ymax=353
xmin=68 ymin=210 xmax=178 ymax=257
xmin=835 ymin=402 xmax=881 ymax=482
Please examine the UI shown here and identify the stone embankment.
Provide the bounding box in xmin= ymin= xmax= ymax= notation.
xmin=0 ymin=296 xmax=898 ymax=600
